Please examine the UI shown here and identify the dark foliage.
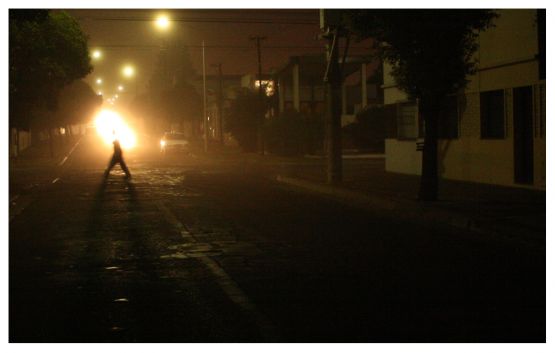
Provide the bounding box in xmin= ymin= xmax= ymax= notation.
xmin=56 ymin=81 xmax=102 ymax=126
xmin=343 ymin=105 xmax=392 ymax=153
xmin=225 ymin=89 xmax=267 ymax=152
xmin=264 ymin=110 xmax=324 ymax=156
xmin=9 ymin=10 xmax=92 ymax=130
xmin=158 ymin=83 xmax=202 ymax=130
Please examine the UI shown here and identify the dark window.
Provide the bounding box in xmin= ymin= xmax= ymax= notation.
xmin=537 ymin=9 xmax=546 ymax=80
xmin=480 ymin=90 xmax=505 ymax=139
xmin=439 ymin=95 xmax=459 ymax=139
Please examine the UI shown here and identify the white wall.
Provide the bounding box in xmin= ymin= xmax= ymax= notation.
xmin=385 ymin=139 xmax=422 ymax=175
xmin=383 ymin=9 xmax=545 ymax=190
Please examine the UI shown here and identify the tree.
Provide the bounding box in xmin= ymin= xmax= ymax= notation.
xmin=148 ymin=42 xmax=201 ymax=137
xmin=158 ymin=83 xmax=202 ymax=135
xmin=9 ymin=10 xmax=92 ymax=132
xmin=56 ymin=80 xmax=102 ymax=129
xmin=343 ymin=105 xmax=396 ymax=153
xmin=225 ymin=88 xmax=267 ymax=152
xmin=345 ymin=10 xmax=497 ymax=200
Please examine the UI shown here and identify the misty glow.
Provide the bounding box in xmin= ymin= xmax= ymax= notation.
xmin=94 ymin=110 xmax=137 ymax=149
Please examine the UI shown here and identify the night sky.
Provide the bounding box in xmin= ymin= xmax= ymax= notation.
xmin=66 ymin=9 xmax=372 ymax=96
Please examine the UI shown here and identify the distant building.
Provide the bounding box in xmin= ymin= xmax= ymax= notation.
xmin=273 ymin=54 xmax=382 ymax=126
xmin=383 ymin=9 xmax=546 ymax=190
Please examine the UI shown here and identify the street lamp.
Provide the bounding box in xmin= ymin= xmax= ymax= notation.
xmin=117 ymin=85 xmax=124 ymax=92
xmin=155 ymin=14 xmax=170 ymax=31
xmin=96 ymin=78 xmax=102 ymax=85
xmin=122 ymin=65 xmax=135 ymax=78
xmin=121 ymin=65 xmax=138 ymax=96
xmin=92 ymin=50 xmax=102 ymax=60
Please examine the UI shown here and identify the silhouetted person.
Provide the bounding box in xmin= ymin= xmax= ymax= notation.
xmin=104 ymin=137 xmax=131 ymax=179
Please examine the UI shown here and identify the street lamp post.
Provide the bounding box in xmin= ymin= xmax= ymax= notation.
xmin=202 ymin=40 xmax=208 ymax=153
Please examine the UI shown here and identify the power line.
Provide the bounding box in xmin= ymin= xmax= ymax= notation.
xmin=78 ymin=16 xmax=319 ymax=25
xmin=90 ymin=44 xmax=369 ymax=50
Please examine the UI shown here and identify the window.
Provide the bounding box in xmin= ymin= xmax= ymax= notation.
xmin=439 ymin=95 xmax=460 ymax=139
xmin=480 ymin=90 xmax=505 ymax=139
xmin=538 ymin=9 xmax=546 ymax=80
xmin=397 ymin=102 xmax=418 ymax=139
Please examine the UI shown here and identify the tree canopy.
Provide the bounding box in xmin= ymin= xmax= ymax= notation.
xmin=344 ymin=10 xmax=497 ymax=201
xmin=345 ymin=10 xmax=497 ymax=102
xmin=158 ymin=83 xmax=202 ymax=128
xmin=56 ymin=80 xmax=102 ymax=127
xmin=9 ymin=10 xmax=92 ymax=129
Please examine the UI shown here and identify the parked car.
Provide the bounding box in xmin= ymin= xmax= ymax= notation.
xmin=160 ymin=132 xmax=189 ymax=154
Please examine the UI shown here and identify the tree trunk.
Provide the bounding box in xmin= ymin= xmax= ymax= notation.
xmin=418 ymin=98 xmax=440 ymax=201
xmin=48 ymin=128 xmax=55 ymax=159
xmin=326 ymin=33 xmax=343 ymax=185
xmin=15 ymin=128 xmax=20 ymax=158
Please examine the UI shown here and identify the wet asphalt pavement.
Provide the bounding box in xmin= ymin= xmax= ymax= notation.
xmin=9 ymin=135 xmax=545 ymax=342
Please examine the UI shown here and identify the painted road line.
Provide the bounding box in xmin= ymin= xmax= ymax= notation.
xmin=197 ymin=255 xmax=280 ymax=340
xmin=52 ymin=178 xmax=60 ymax=184
xmin=155 ymin=200 xmax=279 ymax=341
xmin=156 ymin=201 xmax=196 ymax=243
xmin=58 ymin=136 xmax=83 ymax=166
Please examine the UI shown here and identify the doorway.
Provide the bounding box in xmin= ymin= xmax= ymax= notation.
xmin=513 ymin=86 xmax=534 ymax=184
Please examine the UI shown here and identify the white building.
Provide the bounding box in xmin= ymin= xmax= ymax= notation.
xmin=383 ymin=9 xmax=546 ymax=190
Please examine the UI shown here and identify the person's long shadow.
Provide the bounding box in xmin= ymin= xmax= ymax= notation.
xmin=79 ymin=175 xmax=142 ymax=341
xmin=86 ymin=177 xmax=109 ymax=237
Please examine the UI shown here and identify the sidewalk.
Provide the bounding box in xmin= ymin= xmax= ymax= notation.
xmin=9 ymin=137 xmax=80 ymax=200
xmin=230 ymin=152 xmax=546 ymax=247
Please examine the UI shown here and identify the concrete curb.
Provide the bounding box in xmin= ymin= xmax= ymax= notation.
xmin=275 ymin=175 xmax=542 ymax=247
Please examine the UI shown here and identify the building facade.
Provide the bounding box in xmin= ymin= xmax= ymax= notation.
xmin=383 ymin=9 xmax=546 ymax=190
xmin=273 ymin=54 xmax=382 ymax=125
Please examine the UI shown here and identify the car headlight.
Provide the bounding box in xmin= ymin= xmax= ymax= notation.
xmin=160 ymin=140 xmax=166 ymax=147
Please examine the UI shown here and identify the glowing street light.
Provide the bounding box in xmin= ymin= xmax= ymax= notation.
xmin=117 ymin=85 xmax=124 ymax=92
xmin=97 ymin=90 xmax=102 ymax=96
xmin=96 ymin=78 xmax=103 ymax=85
xmin=155 ymin=14 xmax=170 ymax=31
xmin=92 ymin=50 xmax=102 ymax=59
xmin=122 ymin=65 xmax=135 ymax=78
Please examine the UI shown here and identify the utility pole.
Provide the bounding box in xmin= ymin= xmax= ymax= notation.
xmin=202 ymin=40 xmax=208 ymax=153
xmin=321 ymin=10 xmax=344 ymax=185
xmin=212 ymin=63 xmax=224 ymax=145
xmin=250 ymin=35 xmax=266 ymax=154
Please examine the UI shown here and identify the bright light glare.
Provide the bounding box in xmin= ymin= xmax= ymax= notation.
xmin=122 ymin=65 xmax=135 ymax=78
xmin=96 ymin=78 xmax=102 ymax=84
xmin=94 ymin=110 xmax=137 ymax=149
xmin=118 ymin=85 xmax=124 ymax=91
xmin=92 ymin=50 xmax=102 ymax=59
xmin=155 ymin=15 xmax=170 ymax=30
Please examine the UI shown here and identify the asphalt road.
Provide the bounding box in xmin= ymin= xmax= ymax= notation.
xmin=9 ymin=134 xmax=546 ymax=342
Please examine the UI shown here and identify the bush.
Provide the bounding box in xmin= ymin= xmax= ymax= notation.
xmin=225 ymin=89 xmax=266 ymax=152
xmin=264 ymin=110 xmax=324 ymax=156
xmin=343 ymin=105 xmax=390 ymax=152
